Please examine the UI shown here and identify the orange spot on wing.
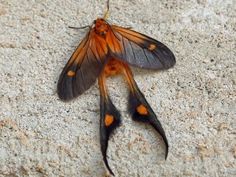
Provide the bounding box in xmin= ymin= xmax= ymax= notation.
xmin=105 ymin=114 xmax=114 ymax=127
xmin=136 ymin=104 xmax=148 ymax=115
xmin=67 ymin=70 xmax=75 ymax=77
xmin=148 ymin=44 xmax=156 ymax=51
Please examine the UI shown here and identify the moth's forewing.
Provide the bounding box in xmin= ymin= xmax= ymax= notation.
xmin=110 ymin=25 xmax=176 ymax=70
xmin=57 ymin=30 xmax=108 ymax=101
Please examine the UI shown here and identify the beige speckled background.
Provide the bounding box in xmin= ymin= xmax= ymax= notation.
xmin=0 ymin=0 xmax=235 ymax=176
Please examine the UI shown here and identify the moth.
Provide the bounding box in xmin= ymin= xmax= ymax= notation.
xmin=57 ymin=0 xmax=175 ymax=175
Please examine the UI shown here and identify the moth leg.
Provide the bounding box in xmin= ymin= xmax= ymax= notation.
xmin=121 ymin=63 xmax=169 ymax=159
xmin=98 ymin=72 xmax=121 ymax=176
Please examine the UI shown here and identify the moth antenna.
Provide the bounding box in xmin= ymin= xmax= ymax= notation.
xmin=104 ymin=0 xmax=110 ymax=20
xmin=68 ymin=25 xmax=91 ymax=30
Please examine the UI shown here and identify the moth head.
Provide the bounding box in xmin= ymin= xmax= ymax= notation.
xmin=94 ymin=18 xmax=109 ymax=36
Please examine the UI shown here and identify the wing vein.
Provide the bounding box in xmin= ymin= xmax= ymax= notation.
xmin=89 ymin=46 xmax=101 ymax=65
xmin=121 ymin=35 xmax=127 ymax=59
xmin=143 ymin=49 xmax=151 ymax=65
xmin=129 ymin=39 xmax=137 ymax=64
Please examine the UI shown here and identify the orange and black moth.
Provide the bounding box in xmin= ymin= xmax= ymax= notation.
xmin=57 ymin=2 xmax=175 ymax=176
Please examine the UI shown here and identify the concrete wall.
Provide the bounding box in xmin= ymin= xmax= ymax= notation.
xmin=0 ymin=0 xmax=235 ymax=176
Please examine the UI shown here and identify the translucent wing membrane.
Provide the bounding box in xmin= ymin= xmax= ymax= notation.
xmin=57 ymin=30 xmax=108 ymax=101
xmin=110 ymin=25 xmax=176 ymax=69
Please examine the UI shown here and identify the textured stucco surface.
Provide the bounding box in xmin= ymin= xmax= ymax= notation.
xmin=0 ymin=0 xmax=235 ymax=176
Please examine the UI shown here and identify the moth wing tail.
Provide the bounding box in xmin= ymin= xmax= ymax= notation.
xmin=128 ymin=82 xmax=169 ymax=159
xmin=100 ymin=95 xmax=121 ymax=176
